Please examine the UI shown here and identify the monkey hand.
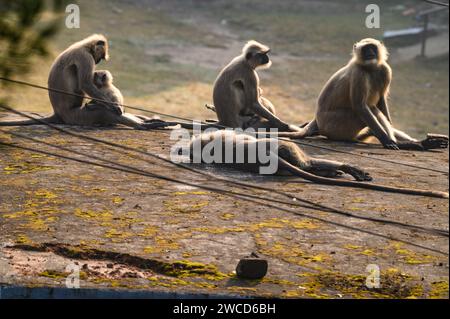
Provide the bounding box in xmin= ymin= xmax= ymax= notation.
xmin=340 ymin=165 xmax=373 ymax=182
xmin=421 ymin=134 xmax=449 ymax=150
xmin=381 ymin=138 xmax=400 ymax=150
xmin=106 ymin=102 xmax=123 ymax=116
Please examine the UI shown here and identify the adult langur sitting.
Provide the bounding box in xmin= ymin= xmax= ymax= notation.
xmin=297 ymin=38 xmax=448 ymax=151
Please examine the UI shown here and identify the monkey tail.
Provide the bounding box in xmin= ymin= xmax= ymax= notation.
xmin=278 ymin=158 xmax=449 ymax=199
xmin=0 ymin=114 xmax=62 ymax=126
xmin=254 ymin=119 xmax=320 ymax=139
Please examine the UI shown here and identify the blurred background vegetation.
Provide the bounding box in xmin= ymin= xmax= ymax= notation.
xmin=0 ymin=0 xmax=448 ymax=136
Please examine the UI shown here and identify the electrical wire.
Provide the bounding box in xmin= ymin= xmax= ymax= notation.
xmin=0 ymin=77 xmax=447 ymax=175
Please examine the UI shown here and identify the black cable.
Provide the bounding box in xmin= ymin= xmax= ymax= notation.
xmin=1 ymin=105 xmax=448 ymax=237
xmin=424 ymin=0 xmax=449 ymax=7
xmin=0 ymin=139 xmax=447 ymax=256
xmin=1 ymin=77 xmax=447 ymax=175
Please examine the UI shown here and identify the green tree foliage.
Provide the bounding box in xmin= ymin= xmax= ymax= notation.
xmin=0 ymin=0 xmax=67 ymax=78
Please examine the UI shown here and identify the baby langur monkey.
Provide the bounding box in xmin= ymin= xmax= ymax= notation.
xmin=88 ymin=70 xmax=124 ymax=113
xmin=298 ymin=38 xmax=449 ymax=150
xmin=185 ymin=131 xmax=448 ymax=199
xmin=86 ymin=69 xmax=172 ymax=127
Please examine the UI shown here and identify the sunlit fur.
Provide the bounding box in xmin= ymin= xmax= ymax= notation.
xmin=94 ymin=70 xmax=113 ymax=88
xmin=93 ymin=70 xmax=123 ymax=107
xmin=352 ymin=38 xmax=388 ymax=67
xmin=242 ymin=40 xmax=272 ymax=70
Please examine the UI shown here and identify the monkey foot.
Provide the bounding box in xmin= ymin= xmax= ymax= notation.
xmin=341 ymin=165 xmax=373 ymax=182
xmin=383 ymin=142 xmax=400 ymax=150
xmin=421 ymin=134 xmax=449 ymax=150
xmin=397 ymin=135 xmax=449 ymax=151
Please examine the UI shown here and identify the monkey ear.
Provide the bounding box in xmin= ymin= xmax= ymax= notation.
xmin=96 ymin=40 xmax=106 ymax=46
xmin=245 ymin=52 xmax=253 ymax=60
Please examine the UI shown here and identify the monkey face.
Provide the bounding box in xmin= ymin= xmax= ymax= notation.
xmin=256 ymin=52 xmax=270 ymax=65
xmin=361 ymin=44 xmax=378 ymax=61
xmin=246 ymin=51 xmax=272 ymax=69
xmin=354 ymin=38 xmax=388 ymax=66
xmin=93 ymin=72 xmax=103 ymax=88
xmin=93 ymin=70 xmax=112 ymax=88
xmin=93 ymin=40 xmax=109 ymax=64
xmin=353 ymin=38 xmax=389 ymax=66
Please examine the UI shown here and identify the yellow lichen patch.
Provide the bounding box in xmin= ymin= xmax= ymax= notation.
xmin=15 ymin=234 xmax=32 ymax=244
xmin=3 ymin=210 xmax=38 ymax=219
xmin=161 ymin=260 xmax=229 ymax=281
xmin=220 ymin=213 xmax=235 ymax=220
xmin=112 ymin=197 xmax=124 ymax=205
xmin=282 ymin=290 xmax=302 ymax=298
xmin=191 ymin=202 xmax=209 ymax=210
xmin=291 ymin=220 xmax=320 ymax=230
xmin=344 ymin=244 xmax=362 ymax=250
xmin=144 ymin=240 xmax=179 ymax=254
xmin=256 ymin=239 xmax=330 ymax=266
xmin=143 ymin=246 xmax=160 ymax=254
xmin=281 ymin=287 xmax=329 ymax=299
xmin=143 ymin=230 xmax=192 ymax=254
xmin=390 ymin=243 xmax=437 ymax=265
xmin=3 ymin=163 xmax=53 ymax=175
xmin=104 ymin=228 xmax=133 ymax=241
xmin=72 ymin=186 xmax=107 ymax=196
xmin=163 ymin=197 xmax=210 ymax=217
xmin=396 ymin=249 xmax=436 ymax=265
xmin=298 ymin=269 xmax=425 ymax=299
xmin=75 ymin=209 xmax=113 ymax=222
xmin=429 ymin=281 xmax=449 ymax=299
xmin=22 ymin=218 xmax=50 ymax=231
xmin=34 ymin=189 xmax=58 ymax=199
xmin=246 ymin=218 xmax=288 ymax=231
xmin=242 ymin=217 xmax=321 ymax=232
xmin=192 ymin=282 xmax=217 ymax=289
xmin=38 ymin=270 xmax=68 ymax=280
xmin=360 ymin=249 xmax=376 ymax=256
xmin=174 ymin=191 xmax=209 ymax=196
xmin=138 ymin=226 xmax=159 ymax=237
xmin=155 ymin=237 xmax=180 ymax=250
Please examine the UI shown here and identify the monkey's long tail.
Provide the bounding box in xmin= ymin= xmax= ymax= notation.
xmin=0 ymin=114 xmax=62 ymax=126
xmin=278 ymin=158 xmax=449 ymax=199
xmin=254 ymin=120 xmax=320 ymax=139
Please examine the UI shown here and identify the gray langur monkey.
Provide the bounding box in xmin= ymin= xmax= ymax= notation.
xmin=211 ymin=41 xmax=301 ymax=132
xmin=90 ymin=69 xmax=124 ymax=112
xmin=183 ymin=130 xmax=448 ymax=198
xmin=296 ymin=38 xmax=449 ymax=151
xmin=0 ymin=34 xmax=171 ymax=130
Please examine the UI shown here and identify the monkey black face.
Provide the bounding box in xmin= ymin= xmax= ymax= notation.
xmin=246 ymin=50 xmax=271 ymax=68
xmin=256 ymin=52 xmax=270 ymax=65
xmin=361 ymin=44 xmax=378 ymax=61
xmin=94 ymin=40 xmax=108 ymax=64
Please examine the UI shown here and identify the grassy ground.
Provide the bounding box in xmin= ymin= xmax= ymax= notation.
xmin=0 ymin=0 xmax=448 ymax=136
